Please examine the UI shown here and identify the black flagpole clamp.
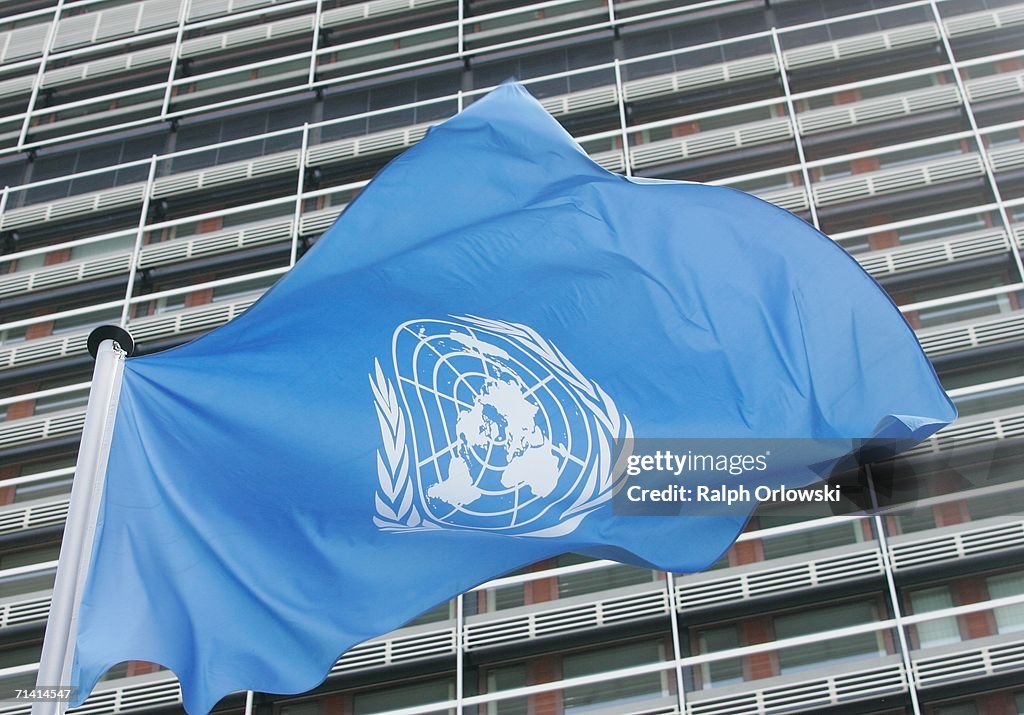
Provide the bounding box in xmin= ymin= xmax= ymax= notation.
xmin=87 ymin=325 xmax=135 ymax=359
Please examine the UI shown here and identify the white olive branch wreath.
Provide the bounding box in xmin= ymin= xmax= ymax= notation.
xmin=371 ymin=316 xmax=632 ymax=535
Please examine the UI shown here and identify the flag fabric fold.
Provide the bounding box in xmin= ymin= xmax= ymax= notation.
xmin=69 ymin=83 xmax=955 ymax=712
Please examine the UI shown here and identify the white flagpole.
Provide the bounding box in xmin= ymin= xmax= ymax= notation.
xmin=32 ymin=328 xmax=133 ymax=715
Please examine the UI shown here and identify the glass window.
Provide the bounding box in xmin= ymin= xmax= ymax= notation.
xmin=0 ymin=543 xmax=60 ymax=570
xmin=353 ymin=677 xmax=454 ymax=714
xmin=34 ymin=388 xmax=89 ymax=415
xmin=171 ymin=102 xmax=309 ymax=172
xmin=485 ymin=664 xmax=527 ymax=715
xmin=914 ymin=277 xmax=1013 ymax=328
xmin=892 ymin=508 xmax=937 ymax=534
xmin=859 ymin=73 xmax=942 ymax=100
xmin=968 ymin=484 xmax=1024 ymax=520
xmin=561 ymin=641 xmax=667 ymax=714
xmin=14 ymin=473 xmax=73 ymax=503
xmin=69 ymin=234 xmax=135 ymax=261
xmin=557 ymin=553 xmax=656 ymax=599
xmin=0 ymin=643 xmax=41 ymax=669
xmin=487 ymin=582 xmax=526 ymax=611
xmin=933 ymin=703 xmax=979 ymax=715
xmin=404 ymin=599 xmax=452 ymax=627
xmin=909 ymin=587 xmax=960 ymax=648
xmin=896 ymin=214 xmax=989 ymax=245
xmin=7 ymin=252 xmax=45 ymax=274
xmin=472 ymin=40 xmax=614 ymax=88
xmin=211 ymin=275 xmax=277 ymax=303
xmin=954 ymin=383 xmax=1024 ymax=418
xmin=0 ymin=323 xmax=28 ymax=346
xmin=758 ymin=510 xmax=865 ymax=559
xmin=24 ymin=132 xmax=164 ymax=204
xmin=0 ymin=158 xmax=26 ymax=189
xmin=877 ymin=140 xmax=969 ymax=170
xmin=19 ymin=457 xmax=76 ymax=476
xmin=989 ymin=572 xmax=1024 ymax=634
xmin=774 ymin=601 xmax=885 ymax=674
xmin=279 ymin=701 xmax=321 ymax=715
xmin=152 ymin=292 xmax=187 ymax=315
xmin=51 ymin=307 xmax=122 ymax=335
xmin=0 ymin=565 xmax=55 ymax=599
xmin=696 ymin=625 xmax=742 ymax=688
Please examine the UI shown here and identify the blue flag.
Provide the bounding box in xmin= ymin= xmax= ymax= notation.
xmin=70 ymin=83 xmax=954 ymax=712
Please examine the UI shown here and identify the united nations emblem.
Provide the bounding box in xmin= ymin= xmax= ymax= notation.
xmin=370 ymin=316 xmax=632 ymax=537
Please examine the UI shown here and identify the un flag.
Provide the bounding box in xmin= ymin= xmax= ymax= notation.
xmin=66 ymin=83 xmax=955 ymax=712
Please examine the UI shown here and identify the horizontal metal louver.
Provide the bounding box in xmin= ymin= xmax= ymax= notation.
xmin=855 ymin=228 xmax=1009 ymax=278
xmin=916 ymin=309 xmax=1024 ymax=356
xmin=0 ymin=408 xmax=85 ymax=449
xmin=128 ymin=294 xmax=261 ymax=342
xmin=915 ymin=636 xmax=1024 ymax=688
xmin=889 ymin=517 xmax=1024 ymax=570
xmin=0 ymin=331 xmax=89 ymax=373
xmin=52 ymin=13 xmax=97 ymax=50
xmin=623 ymin=55 xmax=777 ymax=102
xmin=53 ymin=0 xmax=183 ymax=52
xmin=539 ymin=85 xmax=618 ymax=116
xmin=784 ymin=22 xmax=939 ymax=70
xmin=139 ymin=219 xmax=293 ymax=269
xmin=0 ymin=23 xmax=49 ymax=64
xmin=965 ymin=69 xmax=1024 ymax=104
xmin=0 ymin=185 xmax=146 ymax=231
xmin=590 ymin=149 xmax=625 ymax=173
xmin=0 ymin=293 xmax=261 ymax=376
xmin=813 ymin=154 xmax=984 ymax=206
xmin=918 ymin=410 xmax=1024 ymax=455
xmin=70 ymin=677 xmax=182 ymax=715
xmin=322 ymin=0 xmax=452 ymax=28
xmin=0 ymin=595 xmax=50 ymax=629
xmin=675 ymin=546 xmax=883 ymax=611
xmin=0 ymin=498 xmax=70 ymax=535
xmin=946 ymin=10 xmax=999 ymax=36
xmin=331 ymin=626 xmax=455 ymax=672
xmin=798 ymin=85 xmax=961 ymax=135
xmin=631 ymin=117 xmax=792 ymax=169
xmin=181 ymin=14 xmax=313 ymax=57
xmin=299 ymin=206 xmax=346 ymax=236
xmin=464 ymin=585 xmax=668 ymax=650
xmin=945 ymin=4 xmax=1024 ymax=37
xmin=151 ymin=151 xmax=300 ymax=199
xmin=687 ymin=660 xmax=906 ymax=714
xmin=188 ymin=0 xmax=286 ymax=20
xmin=138 ymin=0 xmax=186 ymax=32
xmin=42 ymin=43 xmax=174 ymax=89
xmin=306 ymin=123 xmax=432 ymax=167
xmin=750 ymin=186 xmax=808 ymax=213
xmin=0 ymin=74 xmax=34 ymax=100
xmin=188 ymin=0 xmax=232 ymax=19
xmin=990 ymin=143 xmax=1024 ymax=173
xmin=0 ymin=252 xmax=132 ymax=298
xmin=95 ymin=5 xmax=142 ymax=44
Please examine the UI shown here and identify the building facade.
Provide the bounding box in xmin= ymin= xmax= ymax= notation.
xmin=0 ymin=0 xmax=1023 ymax=713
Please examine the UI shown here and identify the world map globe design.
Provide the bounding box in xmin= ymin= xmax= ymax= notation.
xmin=392 ymin=318 xmax=597 ymax=533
